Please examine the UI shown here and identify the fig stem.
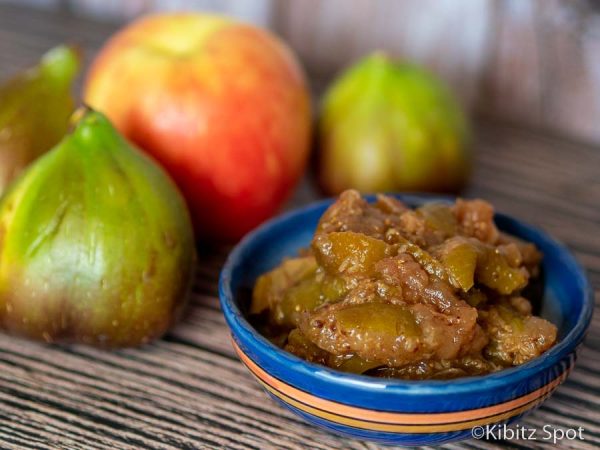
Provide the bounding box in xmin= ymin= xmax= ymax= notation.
xmin=69 ymin=105 xmax=93 ymax=130
xmin=40 ymin=45 xmax=82 ymax=84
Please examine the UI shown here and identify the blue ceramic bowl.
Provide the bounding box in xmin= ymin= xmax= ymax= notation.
xmin=219 ymin=194 xmax=593 ymax=446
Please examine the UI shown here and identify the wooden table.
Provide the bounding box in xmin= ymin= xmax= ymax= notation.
xmin=0 ymin=5 xmax=598 ymax=449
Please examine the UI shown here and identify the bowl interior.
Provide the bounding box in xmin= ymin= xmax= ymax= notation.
xmin=225 ymin=194 xmax=592 ymax=383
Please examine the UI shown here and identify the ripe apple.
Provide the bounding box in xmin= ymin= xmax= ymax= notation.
xmin=85 ymin=13 xmax=312 ymax=241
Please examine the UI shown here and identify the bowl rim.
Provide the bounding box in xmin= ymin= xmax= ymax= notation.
xmin=219 ymin=194 xmax=594 ymax=395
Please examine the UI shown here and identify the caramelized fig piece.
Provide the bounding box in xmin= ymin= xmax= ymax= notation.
xmin=316 ymin=190 xmax=397 ymax=239
xmin=251 ymin=256 xmax=317 ymax=315
xmin=371 ymin=356 xmax=499 ymax=380
xmin=453 ymin=198 xmax=499 ymax=244
xmin=0 ymin=45 xmax=80 ymax=194
xmin=332 ymin=354 xmax=382 ymax=374
xmin=278 ymin=273 xmax=346 ymax=327
xmin=335 ymin=302 xmax=420 ymax=337
xmin=476 ymin=246 xmax=529 ymax=295
xmin=300 ymin=302 xmax=421 ymax=366
xmin=434 ymin=235 xmax=530 ymax=295
xmin=313 ymin=231 xmax=391 ymax=277
xmin=299 ymin=300 xmax=483 ymax=367
xmin=0 ymin=109 xmax=195 ymax=347
xmin=252 ymin=256 xmax=347 ymax=328
xmin=434 ymin=236 xmax=478 ymax=291
xmin=284 ymin=328 xmax=330 ymax=365
xmin=479 ymin=299 xmax=557 ymax=366
xmin=388 ymin=233 xmax=449 ymax=282
xmin=417 ymin=203 xmax=458 ymax=237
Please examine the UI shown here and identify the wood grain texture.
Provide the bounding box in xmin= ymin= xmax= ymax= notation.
xmin=0 ymin=4 xmax=599 ymax=449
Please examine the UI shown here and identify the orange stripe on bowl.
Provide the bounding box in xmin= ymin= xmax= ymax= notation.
xmin=256 ymin=376 xmax=559 ymax=432
xmin=233 ymin=340 xmax=569 ymax=426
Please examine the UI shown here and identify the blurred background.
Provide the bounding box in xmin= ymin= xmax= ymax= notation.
xmin=2 ymin=0 xmax=600 ymax=145
xmin=0 ymin=4 xmax=599 ymax=449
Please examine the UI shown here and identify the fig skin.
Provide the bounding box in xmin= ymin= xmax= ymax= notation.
xmin=0 ymin=109 xmax=196 ymax=347
xmin=318 ymin=52 xmax=471 ymax=195
xmin=0 ymin=45 xmax=80 ymax=195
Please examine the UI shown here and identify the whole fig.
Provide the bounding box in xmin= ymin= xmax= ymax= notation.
xmin=0 ymin=45 xmax=80 ymax=195
xmin=318 ymin=52 xmax=471 ymax=194
xmin=0 ymin=109 xmax=195 ymax=347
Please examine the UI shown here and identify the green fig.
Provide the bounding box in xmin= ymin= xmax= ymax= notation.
xmin=0 ymin=108 xmax=195 ymax=347
xmin=0 ymin=45 xmax=80 ymax=195
xmin=318 ymin=52 xmax=471 ymax=194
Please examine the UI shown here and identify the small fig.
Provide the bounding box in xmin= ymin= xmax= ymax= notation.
xmin=318 ymin=52 xmax=471 ymax=194
xmin=0 ymin=109 xmax=195 ymax=347
xmin=0 ymin=45 xmax=80 ymax=195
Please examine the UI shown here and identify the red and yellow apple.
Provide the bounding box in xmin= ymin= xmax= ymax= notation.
xmin=85 ymin=13 xmax=311 ymax=241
